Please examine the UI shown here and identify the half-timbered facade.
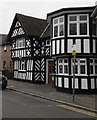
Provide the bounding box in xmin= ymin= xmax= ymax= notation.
xmin=7 ymin=13 xmax=51 ymax=83
xmin=47 ymin=6 xmax=97 ymax=93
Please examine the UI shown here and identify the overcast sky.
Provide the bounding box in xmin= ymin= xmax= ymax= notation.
xmin=0 ymin=0 xmax=96 ymax=34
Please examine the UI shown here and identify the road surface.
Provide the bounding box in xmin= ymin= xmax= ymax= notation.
xmin=2 ymin=89 xmax=94 ymax=119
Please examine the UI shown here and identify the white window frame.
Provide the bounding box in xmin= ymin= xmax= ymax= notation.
xmin=71 ymin=58 xmax=87 ymax=76
xmin=90 ymin=58 xmax=97 ymax=76
xmin=53 ymin=16 xmax=64 ymax=38
xmin=68 ymin=14 xmax=89 ymax=37
xmin=19 ymin=60 xmax=26 ymax=71
xmin=16 ymin=38 xmax=25 ymax=49
xmin=58 ymin=58 xmax=69 ymax=75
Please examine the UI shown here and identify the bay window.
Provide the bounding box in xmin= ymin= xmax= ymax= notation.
xmin=53 ymin=16 xmax=64 ymax=38
xmin=68 ymin=14 xmax=89 ymax=36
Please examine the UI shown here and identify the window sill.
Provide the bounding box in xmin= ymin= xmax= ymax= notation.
xmin=89 ymin=74 xmax=97 ymax=76
xmin=51 ymin=36 xmax=64 ymax=40
xmin=70 ymin=74 xmax=88 ymax=76
xmin=68 ymin=35 xmax=89 ymax=37
xmin=57 ymin=74 xmax=69 ymax=76
xmin=18 ymin=70 xmax=26 ymax=72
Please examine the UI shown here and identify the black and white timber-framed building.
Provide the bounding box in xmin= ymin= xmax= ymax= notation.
xmin=47 ymin=6 xmax=97 ymax=93
xmin=7 ymin=13 xmax=52 ymax=84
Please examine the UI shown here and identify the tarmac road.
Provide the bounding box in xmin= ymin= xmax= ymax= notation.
xmin=2 ymin=89 xmax=94 ymax=119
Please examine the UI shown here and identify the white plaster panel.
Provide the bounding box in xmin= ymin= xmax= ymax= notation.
xmin=68 ymin=39 xmax=73 ymax=53
xmin=58 ymin=77 xmax=62 ymax=87
xmin=61 ymin=39 xmax=65 ymax=53
xmin=84 ymin=39 xmax=90 ymax=53
xmin=52 ymin=41 xmax=55 ymax=55
xmin=76 ymin=39 xmax=81 ymax=53
xmin=72 ymin=78 xmax=78 ymax=89
xmin=56 ymin=40 xmax=60 ymax=54
xmin=64 ymin=78 xmax=69 ymax=88
xmin=81 ymin=79 xmax=88 ymax=89
xmin=91 ymin=78 xmax=95 ymax=89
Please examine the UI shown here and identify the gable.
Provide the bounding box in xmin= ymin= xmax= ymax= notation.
xmin=11 ymin=21 xmax=25 ymax=38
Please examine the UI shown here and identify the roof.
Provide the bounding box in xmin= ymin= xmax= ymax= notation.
xmin=47 ymin=6 xmax=95 ymax=16
xmin=0 ymin=34 xmax=9 ymax=46
xmin=16 ymin=14 xmax=48 ymax=36
xmin=8 ymin=13 xmax=49 ymax=41
xmin=47 ymin=6 xmax=95 ymax=22
xmin=40 ymin=24 xmax=50 ymax=39
xmin=91 ymin=6 xmax=97 ymax=19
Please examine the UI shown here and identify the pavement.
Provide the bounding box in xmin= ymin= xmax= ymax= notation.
xmin=7 ymin=79 xmax=97 ymax=113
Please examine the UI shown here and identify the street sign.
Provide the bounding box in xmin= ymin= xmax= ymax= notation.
xmin=72 ymin=51 xmax=76 ymax=56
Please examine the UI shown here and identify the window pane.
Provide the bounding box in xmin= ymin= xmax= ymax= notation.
xmin=95 ymin=65 xmax=97 ymax=74
xmin=90 ymin=59 xmax=93 ymax=63
xmin=59 ymin=25 xmax=64 ymax=36
xmin=95 ymin=59 xmax=97 ymax=63
xmin=59 ymin=60 xmax=63 ymax=63
xmin=90 ymin=65 xmax=93 ymax=74
xmin=93 ymin=20 xmax=96 ymax=36
xmin=46 ymin=40 xmax=50 ymax=45
xmin=64 ymin=59 xmax=68 ymax=63
xmin=64 ymin=65 xmax=68 ymax=73
xmin=59 ymin=65 xmax=63 ymax=73
xmin=54 ymin=26 xmax=58 ymax=37
xmin=80 ymin=65 xmax=85 ymax=74
xmin=80 ymin=59 xmax=85 ymax=63
xmin=80 ymin=15 xmax=87 ymax=21
xmin=70 ymin=23 xmax=77 ymax=35
xmin=75 ymin=65 xmax=78 ymax=74
xmin=54 ymin=19 xmax=58 ymax=24
xmin=69 ymin=16 xmax=77 ymax=21
xmin=80 ymin=23 xmax=87 ymax=35
xmin=59 ymin=17 xmax=64 ymax=23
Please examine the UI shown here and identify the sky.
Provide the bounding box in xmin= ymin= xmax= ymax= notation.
xmin=0 ymin=0 xmax=96 ymax=34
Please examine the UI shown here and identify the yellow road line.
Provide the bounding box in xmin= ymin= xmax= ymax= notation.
xmin=57 ymin=104 xmax=97 ymax=118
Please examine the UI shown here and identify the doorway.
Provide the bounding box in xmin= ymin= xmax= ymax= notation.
xmin=46 ymin=60 xmax=55 ymax=84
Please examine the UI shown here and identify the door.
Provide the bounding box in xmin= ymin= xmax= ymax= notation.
xmin=48 ymin=60 xmax=55 ymax=84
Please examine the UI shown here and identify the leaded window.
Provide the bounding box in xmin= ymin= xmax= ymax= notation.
xmin=53 ymin=16 xmax=64 ymax=38
xmin=68 ymin=14 xmax=89 ymax=36
xmin=58 ymin=58 xmax=69 ymax=75
xmin=19 ymin=60 xmax=26 ymax=71
xmin=16 ymin=38 xmax=25 ymax=48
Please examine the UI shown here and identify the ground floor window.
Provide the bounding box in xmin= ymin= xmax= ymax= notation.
xmin=58 ymin=58 xmax=69 ymax=75
xmin=90 ymin=58 xmax=97 ymax=75
xmin=14 ymin=60 xmax=26 ymax=71
xmin=71 ymin=58 xmax=87 ymax=75
xmin=19 ymin=60 xmax=26 ymax=71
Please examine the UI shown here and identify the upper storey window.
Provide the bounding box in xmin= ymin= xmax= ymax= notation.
xmin=16 ymin=38 xmax=25 ymax=49
xmin=92 ymin=19 xmax=97 ymax=36
xmin=68 ymin=14 xmax=89 ymax=36
xmin=53 ymin=16 xmax=64 ymax=38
